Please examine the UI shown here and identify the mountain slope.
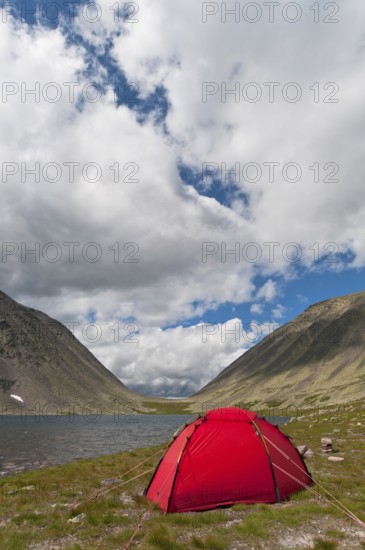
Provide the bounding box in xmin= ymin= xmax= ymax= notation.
xmin=0 ymin=290 xmax=145 ymax=412
xmin=194 ymin=291 xmax=365 ymax=406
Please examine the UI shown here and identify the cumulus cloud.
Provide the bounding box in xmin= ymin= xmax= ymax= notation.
xmin=250 ymin=303 xmax=264 ymax=315
xmin=271 ymin=304 xmax=286 ymax=320
xmin=65 ymin=316 xmax=278 ymax=397
xmin=256 ymin=280 xmax=278 ymax=302
xmin=1 ymin=2 xmax=365 ymax=395
xmin=101 ymin=321 xmax=247 ymax=397
xmin=111 ymin=0 xmax=365 ymax=263
xmin=0 ymin=16 xmax=256 ymax=321
xmin=54 ymin=317 xmax=249 ymax=397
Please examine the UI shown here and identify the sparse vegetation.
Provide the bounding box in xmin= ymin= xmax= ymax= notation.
xmin=0 ymin=377 xmax=16 ymax=392
xmin=141 ymin=400 xmax=193 ymax=415
xmin=1 ymin=402 xmax=365 ymax=549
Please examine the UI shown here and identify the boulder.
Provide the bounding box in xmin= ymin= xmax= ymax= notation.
xmin=321 ymin=437 xmax=333 ymax=452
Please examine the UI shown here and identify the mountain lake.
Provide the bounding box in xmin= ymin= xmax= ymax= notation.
xmin=0 ymin=413 xmax=288 ymax=477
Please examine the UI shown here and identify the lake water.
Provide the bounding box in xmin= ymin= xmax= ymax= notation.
xmin=0 ymin=414 xmax=288 ymax=477
xmin=0 ymin=414 xmax=193 ymax=477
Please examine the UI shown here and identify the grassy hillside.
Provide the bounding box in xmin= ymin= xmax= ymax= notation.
xmin=193 ymin=291 xmax=365 ymax=408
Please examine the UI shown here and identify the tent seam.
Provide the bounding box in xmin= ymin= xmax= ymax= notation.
xmin=166 ymin=430 xmax=194 ymax=512
xmin=251 ymin=420 xmax=281 ymax=503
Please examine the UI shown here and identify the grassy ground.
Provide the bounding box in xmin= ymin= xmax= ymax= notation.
xmin=1 ymin=403 xmax=364 ymax=549
xmin=140 ymin=401 xmax=193 ymax=415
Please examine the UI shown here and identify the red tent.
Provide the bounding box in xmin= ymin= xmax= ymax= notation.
xmin=144 ymin=407 xmax=312 ymax=513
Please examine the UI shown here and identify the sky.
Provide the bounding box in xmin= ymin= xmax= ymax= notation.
xmin=1 ymin=0 xmax=365 ymax=397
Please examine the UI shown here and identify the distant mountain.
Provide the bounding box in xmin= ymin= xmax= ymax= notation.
xmin=0 ymin=290 xmax=145 ymax=413
xmin=194 ymin=291 xmax=365 ymax=406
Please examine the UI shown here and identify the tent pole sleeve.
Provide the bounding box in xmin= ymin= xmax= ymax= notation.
xmin=251 ymin=420 xmax=281 ymax=503
xmin=165 ymin=416 xmax=207 ymax=513
xmin=166 ymin=433 xmax=191 ymax=513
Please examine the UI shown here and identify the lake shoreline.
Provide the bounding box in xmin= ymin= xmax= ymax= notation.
xmin=0 ymin=413 xmax=289 ymax=478
xmin=1 ymin=407 xmax=364 ymax=549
